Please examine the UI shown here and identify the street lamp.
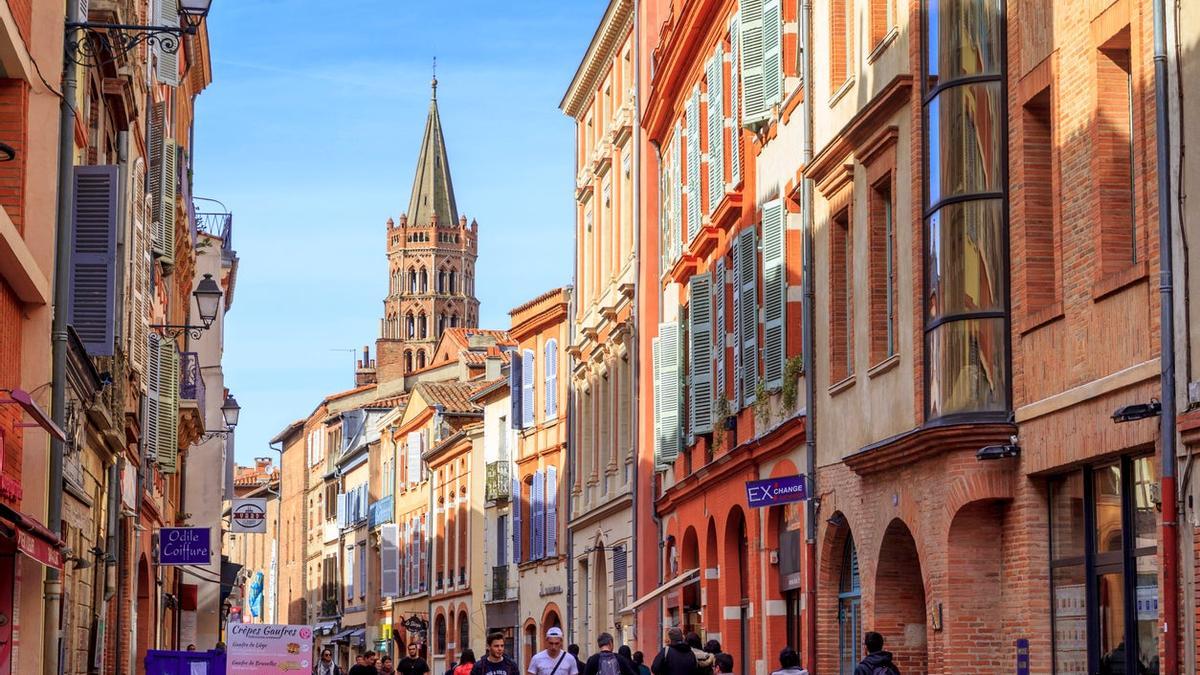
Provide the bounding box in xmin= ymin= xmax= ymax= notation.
xmin=152 ymin=273 xmax=224 ymax=341
xmin=65 ymin=0 xmax=216 ymax=67
xmin=194 ymin=393 xmax=241 ymax=445
xmin=178 ymin=0 xmax=214 ymax=27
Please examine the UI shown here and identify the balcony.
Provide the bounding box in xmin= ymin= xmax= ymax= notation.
xmin=490 ymin=565 xmax=511 ymax=601
xmin=486 ymin=461 xmax=511 ymax=502
xmin=179 ymin=351 xmax=205 ymax=421
xmin=319 ymin=598 xmax=338 ymax=618
xmin=195 ymin=205 xmax=234 ymax=259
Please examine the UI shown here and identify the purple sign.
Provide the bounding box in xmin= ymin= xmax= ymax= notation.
xmin=158 ymin=527 xmax=212 ymax=565
xmin=745 ymin=475 xmax=808 ymax=508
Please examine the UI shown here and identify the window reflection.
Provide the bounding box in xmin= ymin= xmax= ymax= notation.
xmin=927 ymin=317 xmax=1005 ymax=417
xmin=1135 ymin=557 xmax=1160 ymax=674
xmin=1051 ymin=473 xmax=1085 ymax=561
xmin=926 ymin=199 xmax=1005 ymax=320
xmin=925 ymin=0 xmax=1003 ymax=83
xmin=1096 ymin=572 xmax=1126 ymax=675
xmin=1132 ymin=456 xmax=1157 ymax=551
xmin=1093 ymin=465 xmax=1123 ymax=554
xmin=926 ymin=82 xmax=1004 ymax=206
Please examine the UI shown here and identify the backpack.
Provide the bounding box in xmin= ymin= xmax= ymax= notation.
xmin=598 ymin=654 xmax=621 ymax=675
xmin=870 ymin=668 xmax=894 ymax=675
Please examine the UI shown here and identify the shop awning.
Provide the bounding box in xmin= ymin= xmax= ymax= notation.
xmin=333 ymin=625 xmax=365 ymax=643
xmin=619 ymin=568 xmax=699 ymax=615
xmin=0 ymin=503 xmax=64 ymax=569
xmin=314 ymin=621 xmax=338 ymax=636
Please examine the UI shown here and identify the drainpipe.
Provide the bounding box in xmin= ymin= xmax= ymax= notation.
xmin=566 ymin=289 xmax=575 ymax=642
xmin=648 ymin=138 xmax=664 ymax=642
xmin=629 ymin=3 xmax=641 ymax=647
xmin=1151 ymin=0 xmax=1179 ymax=672
xmin=47 ymin=4 xmax=82 ymax=674
xmin=798 ymin=0 xmax=818 ymax=669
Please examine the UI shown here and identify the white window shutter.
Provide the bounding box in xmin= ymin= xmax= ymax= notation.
xmin=715 ymin=259 xmax=727 ymax=406
xmin=544 ymin=340 xmax=558 ymax=418
xmin=739 ymin=227 xmax=759 ymax=404
xmin=739 ymin=0 xmax=767 ymax=126
xmin=345 ymin=544 xmax=355 ymax=600
xmin=762 ymin=0 xmax=783 ymax=107
xmin=129 ymin=159 xmax=150 ymax=383
xmin=654 ymin=322 xmax=682 ymax=468
xmin=336 ymin=493 xmax=347 ymax=529
xmin=155 ymin=0 xmax=180 ymax=86
xmin=670 ymin=123 xmax=683 ymax=262
xmin=729 ymin=16 xmax=743 ymax=186
xmin=706 ymin=48 xmax=725 ymax=214
xmin=652 ymin=336 xmax=663 ymax=463
xmin=521 ymin=349 xmax=535 ymax=427
xmin=381 ymin=523 xmax=400 ymax=598
xmin=762 ymin=200 xmax=787 ymax=388
xmin=685 ymin=86 xmax=701 ymax=244
xmin=689 ymin=274 xmax=714 ymax=435
xmin=545 ymin=466 xmax=557 ymax=557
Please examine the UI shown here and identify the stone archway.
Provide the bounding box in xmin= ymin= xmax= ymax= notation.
xmin=704 ymin=518 xmax=720 ymax=642
xmin=945 ymin=501 xmax=1005 ymax=674
xmin=722 ymin=507 xmax=749 ymax=675
xmin=680 ymin=526 xmax=700 ymax=621
xmin=817 ymin=512 xmax=857 ymax=675
xmin=874 ymin=519 xmax=928 ymax=674
xmin=137 ymin=555 xmax=151 ymax=673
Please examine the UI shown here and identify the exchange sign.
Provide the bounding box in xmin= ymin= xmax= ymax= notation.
xmin=745 ymin=475 xmax=808 ymax=509
xmin=231 ymin=498 xmax=268 ymax=534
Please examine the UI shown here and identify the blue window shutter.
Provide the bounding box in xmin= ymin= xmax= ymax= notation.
xmin=728 ymin=16 xmax=743 ymax=187
xmin=512 ymin=476 xmax=522 ymax=562
xmin=70 ymin=165 xmax=120 ymax=356
xmin=509 ymin=349 xmax=523 ymax=429
xmin=685 ymin=87 xmax=701 ymax=243
xmin=545 ymin=466 xmax=557 ymax=557
xmin=544 ymin=340 xmax=558 ymax=418
xmin=715 ymin=259 xmax=727 ymax=406
xmin=522 ymin=349 xmax=535 ymax=427
xmin=531 ymin=470 xmax=544 ymax=560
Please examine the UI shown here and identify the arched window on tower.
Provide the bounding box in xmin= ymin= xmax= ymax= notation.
xmin=418 ymin=313 xmax=428 ymax=339
xmin=437 ymin=268 xmax=447 ymax=294
xmin=417 ymin=351 xmax=427 ymax=369
xmin=409 ymin=268 xmax=418 ymax=293
xmin=438 ymin=313 xmax=446 ymax=335
xmin=406 ymin=313 xmax=415 ymax=339
xmin=404 ymin=350 xmax=413 ymax=372
xmin=420 ymin=268 xmax=428 ymax=293
xmin=450 ymin=314 xmax=459 ymax=328
xmin=448 ymin=269 xmax=457 ymax=295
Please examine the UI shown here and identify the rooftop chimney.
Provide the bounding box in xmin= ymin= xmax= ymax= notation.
xmin=485 ymin=349 xmax=502 ymax=381
xmin=355 ymin=345 xmax=378 ymax=386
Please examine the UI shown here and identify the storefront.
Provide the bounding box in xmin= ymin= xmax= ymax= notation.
xmin=0 ymin=504 xmax=66 ymax=675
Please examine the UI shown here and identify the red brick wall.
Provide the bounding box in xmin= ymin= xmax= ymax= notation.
xmin=0 ymin=281 xmax=22 ymax=509
xmin=0 ymin=79 xmax=29 ymax=235
xmin=7 ymin=0 xmax=31 ymax=48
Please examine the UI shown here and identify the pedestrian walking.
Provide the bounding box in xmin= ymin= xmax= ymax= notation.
xmin=568 ymin=644 xmax=587 ymax=675
xmin=351 ymin=652 xmax=379 ymax=675
xmin=768 ymin=648 xmax=807 ymax=675
xmin=632 ymin=652 xmax=650 ymax=675
xmin=379 ymin=657 xmax=396 ymax=675
xmin=685 ymin=634 xmax=714 ymax=675
xmin=472 ymin=633 xmax=521 ymax=675
xmin=454 ymin=650 xmax=477 ymax=675
xmin=398 ymin=643 xmax=432 ymax=675
xmin=584 ymin=633 xmax=638 ymax=675
xmin=713 ymin=654 xmax=733 ymax=675
xmin=529 ymin=628 xmax=578 ymax=675
xmin=650 ymin=628 xmax=696 ymax=675
xmin=853 ymin=633 xmax=899 ymax=675
xmin=315 ymin=649 xmax=345 ymax=675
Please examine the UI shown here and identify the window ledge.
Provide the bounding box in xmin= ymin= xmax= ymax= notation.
xmin=867 ymin=353 xmax=901 ymax=378
xmin=1019 ymin=301 xmax=1065 ymax=335
xmin=867 ymin=27 xmax=899 ymax=65
xmin=828 ymin=77 xmax=855 ymax=108
xmin=828 ymin=375 xmax=856 ymax=397
xmin=1091 ymin=261 xmax=1148 ymax=302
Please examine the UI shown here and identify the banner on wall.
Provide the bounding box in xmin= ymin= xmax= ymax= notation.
xmin=226 ymin=624 xmax=314 ymax=675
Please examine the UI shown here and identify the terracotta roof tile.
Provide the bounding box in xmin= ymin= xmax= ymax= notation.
xmin=416 ymin=379 xmax=499 ymax=415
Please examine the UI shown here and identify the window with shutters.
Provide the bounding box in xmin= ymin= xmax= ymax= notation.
xmin=688 ymin=274 xmax=713 ymax=435
xmin=521 ymin=349 xmax=536 ymax=428
xmin=761 ymin=200 xmax=786 ymax=389
xmin=653 ymin=322 xmax=681 ymax=468
xmin=830 ymin=0 xmax=854 ymax=92
xmin=70 ymin=166 xmax=120 ymax=356
xmin=706 ymin=46 xmax=726 ymax=214
xmin=829 ymin=207 xmax=855 ymax=383
xmin=736 ymin=228 xmax=759 ymax=405
xmin=869 ymin=176 xmax=897 ymax=365
xmin=685 ymin=86 xmax=702 ymax=244
xmin=544 ymin=339 xmax=558 ymax=418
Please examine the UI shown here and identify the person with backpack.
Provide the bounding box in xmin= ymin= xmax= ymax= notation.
xmin=650 ymin=628 xmax=696 ymax=675
xmin=528 ymin=628 xmax=579 ymax=675
xmin=685 ymin=634 xmax=714 ymax=675
xmin=768 ymin=648 xmax=807 ymax=675
xmin=853 ymin=632 xmax=899 ymax=675
xmin=631 ymin=652 xmax=650 ymax=675
xmin=584 ymin=633 xmax=638 ymax=675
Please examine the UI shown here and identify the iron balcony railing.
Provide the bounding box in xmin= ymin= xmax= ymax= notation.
xmin=195 ymin=207 xmax=234 ymax=257
xmin=491 ymin=565 xmax=510 ymax=600
xmin=486 ymin=461 xmax=511 ymax=501
xmin=179 ymin=351 xmax=205 ymax=421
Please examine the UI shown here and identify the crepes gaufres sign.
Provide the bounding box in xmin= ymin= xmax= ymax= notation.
xmin=231 ymin=498 xmax=268 ymax=533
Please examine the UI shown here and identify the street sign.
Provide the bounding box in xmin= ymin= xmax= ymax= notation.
xmin=231 ymin=498 xmax=268 ymax=533
xmin=1015 ymin=638 xmax=1030 ymax=675
xmin=402 ymin=616 xmax=427 ymax=633
xmin=226 ymin=624 xmax=313 ymax=675
xmin=745 ymin=475 xmax=808 ymax=508
xmin=158 ymin=527 xmax=212 ymax=565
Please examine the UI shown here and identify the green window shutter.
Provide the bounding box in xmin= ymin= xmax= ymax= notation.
xmin=652 ymin=335 xmax=662 ymax=462
xmin=130 ymin=159 xmax=151 ymax=384
xmin=689 ymin=274 xmax=714 ymax=435
xmin=671 ymin=122 xmax=683 ymax=262
xmin=762 ymin=0 xmax=783 ymax=107
xmin=145 ymin=336 xmax=162 ymax=459
xmin=706 ymin=48 xmax=725 ymax=214
xmin=654 ymin=322 xmax=682 ymax=468
xmin=149 ymin=103 xmax=176 ymax=258
xmin=738 ymin=227 xmax=759 ymax=404
xmin=714 ymin=258 xmax=727 ymax=406
xmin=157 ymin=341 xmax=180 ymax=473
xmin=729 ymin=16 xmax=743 ymax=187
xmin=685 ymin=87 xmax=701 ymax=244
xmin=155 ymin=0 xmax=180 ymax=86
xmin=762 ymin=199 xmax=787 ymax=388
xmin=739 ymin=0 xmax=767 ymax=126
xmin=732 ymin=238 xmax=743 ymax=407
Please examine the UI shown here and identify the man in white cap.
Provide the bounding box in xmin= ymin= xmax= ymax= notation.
xmin=528 ymin=628 xmax=578 ymax=675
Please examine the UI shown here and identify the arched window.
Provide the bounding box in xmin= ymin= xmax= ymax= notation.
xmin=450 ymin=314 xmax=459 ymax=328
xmin=438 ymin=268 xmax=447 ymax=294
xmin=438 ymin=314 xmax=446 ymax=335
xmin=404 ymin=351 xmax=413 ymax=372
xmin=418 ymin=313 xmax=428 ymax=339
xmin=409 ymin=268 xmax=418 ymax=293
xmin=435 ymin=614 xmax=447 ymax=654
xmin=420 ymin=268 xmax=428 ymax=293
xmin=417 ymin=351 xmax=426 ymax=369
xmin=838 ymin=535 xmax=862 ymax=674
xmin=457 ymin=612 xmax=469 ymax=655
xmin=406 ymin=313 xmax=415 ymax=339
xmin=449 ymin=269 xmax=457 ymax=294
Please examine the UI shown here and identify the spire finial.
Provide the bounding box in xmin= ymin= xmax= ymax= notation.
xmin=431 ymin=56 xmax=438 ymax=98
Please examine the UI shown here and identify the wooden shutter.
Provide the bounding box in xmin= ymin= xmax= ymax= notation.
xmin=344 ymin=544 xmax=355 ymax=600
xmin=512 ymin=475 xmax=522 ymax=562
xmin=762 ymin=200 xmax=787 ymax=388
xmin=732 ymin=240 xmax=743 ymax=407
xmin=130 ymin=159 xmax=151 ymax=381
xmin=689 ymin=274 xmax=714 ymax=435
xmin=406 ymin=432 xmax=421 ymax=486
xmin=715 ymin=259 xmax=727 ymax=405
xmin=336 ymin=493 xmax=347 ymax=529
xmin=545 ymin=466 xmax=557 ymax=557
xmin=654 ymin=322 xmax=682 ymax=468
xmin=509 ymin=349 xmax=523 ymax=429
xmin=739 ymin=0 xmax=767 ymax=126
xmin=670 ymin=122 xmax=683 ymax=261
xmin=145 ymin=336 xmax=162 ymax=458
xmin=381 ymin=523 xmax=400 ymax=597
xmin=544 ymin=340 xmax=558 ymax=418
xmin=149 ymin=103 xmax=176 ymax=257
xmin=706 ymin=48 xmax=725 ymax=214
xmin=521 ymin=349 xmax=535 ymax=427
xmin=738 ymin=227 xmax=759 ymax=404
xmin=70 ymin=166 xmax=119 ymax=356
xmin=157 ymin=343 xmax=179 ymax=473
xmin=729 ymin=16 xmax=743 ymax=186
xmin=531 ymin=471 xmax=544 ymax=560
xmin=762 ymin=0 xmax=783 ymax=107
xmin=685 ymin=86 xmax=701 ymax=243
xmin=155 ymin=0 xmax=180 ymax=86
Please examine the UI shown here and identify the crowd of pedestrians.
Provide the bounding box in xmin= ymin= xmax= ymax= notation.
xmin=316 ymin=625 xmax=902 ymax=675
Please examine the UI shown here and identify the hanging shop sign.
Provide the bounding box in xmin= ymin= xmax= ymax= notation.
xmin=158 ymin=527 xmax=212 ymax=565
xmin=226 ymin=624 xmax=314 ymax=675
xmin=231 ymin=498 xmax=268 ymax=534
xmin=745 ymin=475 xmax=808 ymax=508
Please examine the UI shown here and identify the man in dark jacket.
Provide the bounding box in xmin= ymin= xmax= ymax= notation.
xmin=650 ymin=628 xmax=697 ymax=675
xmin=584 ymin=633 xmax=638 ymax=675
xmin=473 ymin=633 xmax=522 ymax=675
xmin=853 ymin=633 xmax=899 ymax=675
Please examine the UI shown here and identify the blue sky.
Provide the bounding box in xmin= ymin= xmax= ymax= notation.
xmin=192 ymin=0 xmax=605 ymax=463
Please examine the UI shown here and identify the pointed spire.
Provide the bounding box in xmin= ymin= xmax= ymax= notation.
xmin=405 ymin=71 xmax=458 ymax=229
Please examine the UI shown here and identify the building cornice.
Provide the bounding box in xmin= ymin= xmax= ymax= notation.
xmin=560 ymin=0 xmax=634 ymax=117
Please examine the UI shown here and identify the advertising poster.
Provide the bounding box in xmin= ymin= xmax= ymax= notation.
xmin=227 ymin=624 xmax=313 ymax=675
